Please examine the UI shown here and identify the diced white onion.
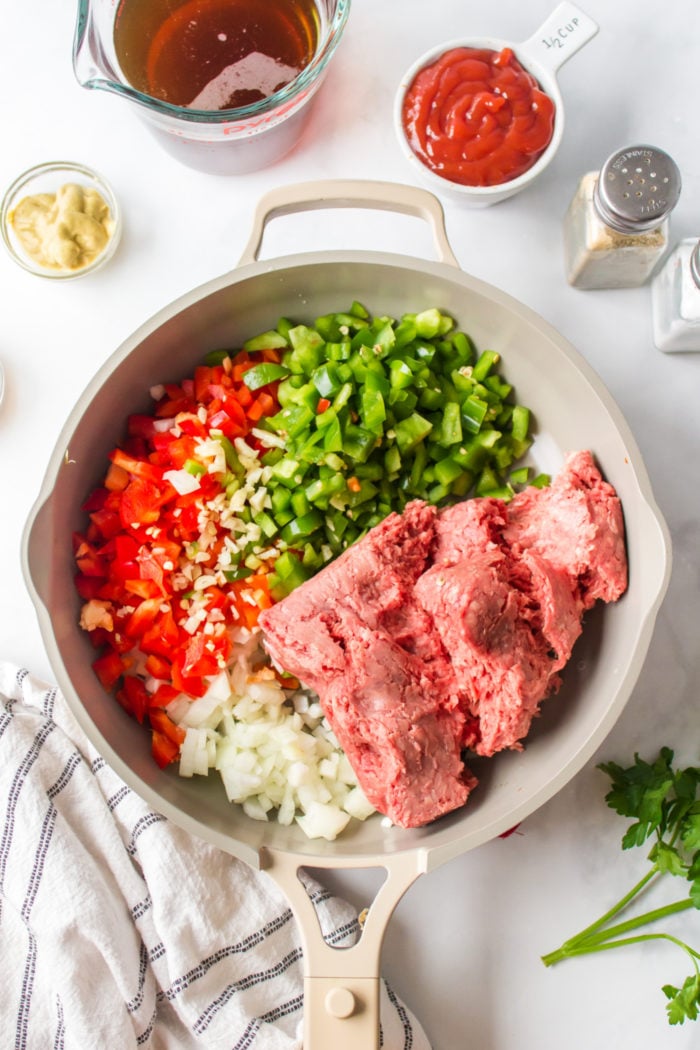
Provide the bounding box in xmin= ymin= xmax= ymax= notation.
xmin=204 ymin=670 xmax=233 ymax=702
xmin=163 ymin=469 xmax=201 ymax=495
xmin=180 ymin=692 xmax=224 ymax=729
xmin=251 ymin=427 xmax=286 ymax=448
xmin=168 ymin=655 xmax=376 ymax=839
xmin=296 ymin=802 xmax=351 ymax=842
xmin=179 ymin=727 xmax=215 ymax=778
xmin=343 ymin=786 xmax=376 ymax=821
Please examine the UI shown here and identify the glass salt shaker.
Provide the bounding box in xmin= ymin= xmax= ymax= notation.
xmin=651 ymin=237 xmax=700 ymax=352
xmin=563 ymin=145 xmax=682 ymax=290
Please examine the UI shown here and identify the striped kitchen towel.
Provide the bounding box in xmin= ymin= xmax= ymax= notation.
xmin=0 ymin=664 xmax=431 ymax=1050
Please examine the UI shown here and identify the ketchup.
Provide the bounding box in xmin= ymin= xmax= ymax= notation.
xmin=402 ymin=47 xmax=556 ymax=188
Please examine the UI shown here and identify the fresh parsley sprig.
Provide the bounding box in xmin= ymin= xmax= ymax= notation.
xmin=542 ymin=747 xmax=700 ymax=1025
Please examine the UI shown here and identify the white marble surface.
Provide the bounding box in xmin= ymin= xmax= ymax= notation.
xmin=2 ymin=1 xmax=700 ymax=1047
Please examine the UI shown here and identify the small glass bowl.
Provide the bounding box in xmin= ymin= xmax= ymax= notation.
xmin=1 ymin=161 xmax=121 ymax=278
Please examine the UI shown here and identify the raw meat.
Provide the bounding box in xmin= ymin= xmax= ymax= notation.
xmin=259 ymin=451 xmax=627 ymax=828
xmin=504 ymin=449 xmax=627 ymax=608
xmin=258 ymin=501 xmax=476 ymax=828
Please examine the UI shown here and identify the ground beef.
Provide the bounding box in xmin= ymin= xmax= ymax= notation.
xmin=259 ymin=450 xmax=627 ymax=828
xmin=258 ymin=501 xmax=475 ymax=826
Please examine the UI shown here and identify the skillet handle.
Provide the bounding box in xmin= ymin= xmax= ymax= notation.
xmin=237 ymin=178 xmax=460 ymax=268
xmin=261 ymin=847 xmax=426 ymax=1050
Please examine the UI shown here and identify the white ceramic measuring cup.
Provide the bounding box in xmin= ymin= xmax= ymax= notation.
xmin=394 ymin=1 xmax=599 ymax=206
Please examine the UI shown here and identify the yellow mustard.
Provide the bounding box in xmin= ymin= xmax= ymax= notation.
xmin=9 ymin=182 xmax=115 ymax=272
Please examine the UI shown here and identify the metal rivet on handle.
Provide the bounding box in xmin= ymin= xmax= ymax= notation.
xmin=324 ymin=986 xmax=356 ymax=1019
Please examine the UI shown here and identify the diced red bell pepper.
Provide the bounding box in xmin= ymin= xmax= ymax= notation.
xmin=127 ymin=413 xmax=158 ymax=440
xmin=234 ymin=384 xmax=253 ymax=409
xmin=151 ymin=730 xmax=180 ymax=769
xmin=139 ymin=609 xmax=180 ymax=657
xmin=81 ymin=487 xmax=109 ymax=513
xmin=89 ymin=505 xmax=123 ymax=540
xmin=134 ymin=549 xmax=168 ymax=592
xmin=178 ymin=633 xmax=219 ymax=679
xmin=116 ymin=674 xmax=150 ymax=724
xmin=124 ymin=597 xmax=163 ymax=639
xmin=86 ymin=626 xmax=113 ymax=650
xmin=108 ymin=534 xmax=141 ymax=582
xmin=163 ymin=435 xmax=197 ymax=469
xmin=104 ymin=462 xmax=130 ymax=492
xmin=194 ymin=365 xmax=214 ymax=403
xmin=170 ymin=661 xmax=208 ymax=697
xmin=119 ymin=478 xmax=169 ymax=529
xmin=149 ymin=707 xmax=186 ymax=745
xmin=149 ymin=683 xmax=180 ymax=707
xmin=75 ymin=573 xmax=106 ymax=601
xmin=154 ymin=391 xmax=194 ymax=418
xmin=177 ymin=415 xmax=207 ymax=438
xmin=207 ymin=408 xmax=242 ymax=439
xmin=110 ymin=448 xmax=164 ymax=483
xmin=75 ymin=544 xmax=109 ymax=578
xmin=78 ymin=346 xmax=285 ymax=773
xmin=145 ymin=653 xmax=173 ymax=681
xmin=123 ymin=578 xmax=163 ymax=600
xmin=92 ymin=650 xmax=125 ymax=690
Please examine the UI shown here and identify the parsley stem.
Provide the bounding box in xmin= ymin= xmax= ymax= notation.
xmin=542 ymin=897 xmax=696 ymax=966
xmin=543 ymin=931 xmax=700 ymax=966
xmin=553 ymin=867 xmax=659 ymax=953
xmin=542 ymin=748 xmax=700 ymax=1024
xmin=576 ymin=898 xmax=695 ymax=947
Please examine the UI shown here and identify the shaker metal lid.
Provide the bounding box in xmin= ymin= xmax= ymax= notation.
xmin=593 ymin=145 xmax=682 ymax=234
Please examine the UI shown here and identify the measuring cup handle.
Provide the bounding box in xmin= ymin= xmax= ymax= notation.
xmin=520 ymin=1 xmax=599 ymax=76
xmin=236 ymin=179 xmax=460 ymax=268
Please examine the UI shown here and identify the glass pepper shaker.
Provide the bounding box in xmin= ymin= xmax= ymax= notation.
xmin=651 ymin=237 xmax=700 ymax=352
xmin=563 ymin=145 xmax=682 ymax=290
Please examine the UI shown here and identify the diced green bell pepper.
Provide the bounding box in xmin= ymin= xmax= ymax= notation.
xmin=242 ymin=362 xmax=291 ymax=390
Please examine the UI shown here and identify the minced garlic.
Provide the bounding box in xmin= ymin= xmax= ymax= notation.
xmin=9 ymin=182 xmax=115 ymax=271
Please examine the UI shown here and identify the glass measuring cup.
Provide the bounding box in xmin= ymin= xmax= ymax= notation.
xmin=72 ymin=0 xmax=350 ymax=175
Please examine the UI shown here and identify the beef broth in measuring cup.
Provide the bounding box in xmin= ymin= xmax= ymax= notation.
xmin=113 ymin=0 xmax=319 ymax=110
xmin=73 ymin=0 xmax=349 ymax=173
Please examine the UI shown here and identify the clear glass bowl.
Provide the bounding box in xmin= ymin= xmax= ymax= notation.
xmin=1 ymin=161 xmax=122 ymax=278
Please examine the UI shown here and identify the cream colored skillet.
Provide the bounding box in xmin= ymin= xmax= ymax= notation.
xmin=22 ymin=181 xmax=671 ymax=1047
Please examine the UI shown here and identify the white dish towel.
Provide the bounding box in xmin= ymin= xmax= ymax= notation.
xmin=0 ymin=664 xmax=432 ymax=1050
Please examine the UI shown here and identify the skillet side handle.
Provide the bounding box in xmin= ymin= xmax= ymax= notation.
xmin=237 ymin=179 xmax=460 ymax=268
xmin=261 ymin=848 xmax=426 ymax=1050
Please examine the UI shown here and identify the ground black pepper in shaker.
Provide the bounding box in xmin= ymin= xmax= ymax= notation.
xmin=563 ymin=145 xmax=682 ymax=290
